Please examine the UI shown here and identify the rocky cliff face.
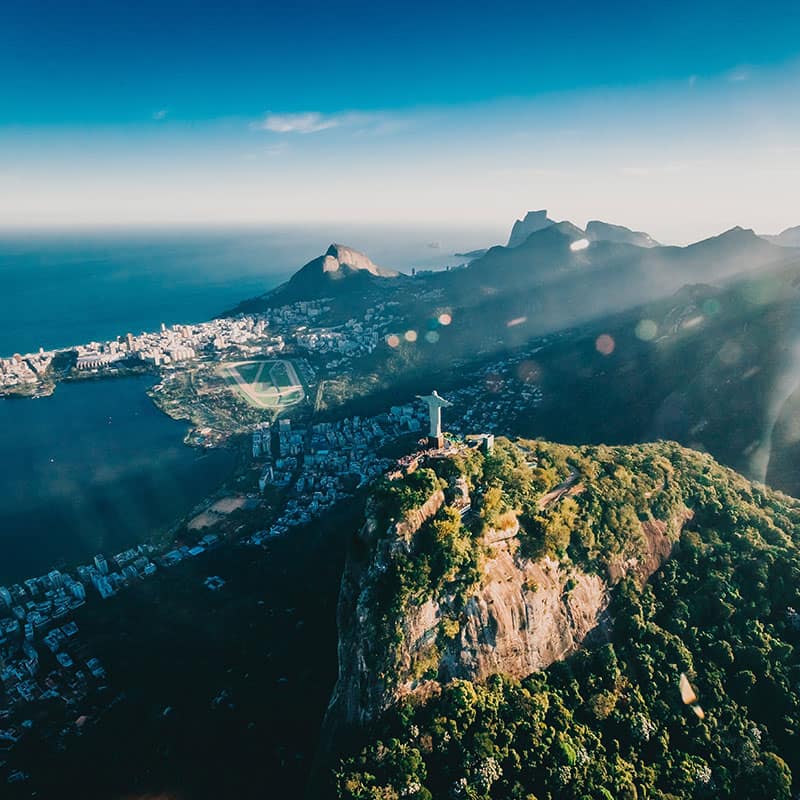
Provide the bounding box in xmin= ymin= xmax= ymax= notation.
xmin=290 ymin=243 xmax=398 ymax=286
xmin=249 ymin=242 xmax=400 ymax=306
xmin=507 ymin=210 xmax=555 ymax=247
xmin=325 ymin=452 xmax=691 ymax=728
xmin=318 ymin=243 xmax=398 ymax=277
xmin=326 ymin=489 xmax=446 ymax=727
xmin=398 ymin=542 xmax=609 ymax=701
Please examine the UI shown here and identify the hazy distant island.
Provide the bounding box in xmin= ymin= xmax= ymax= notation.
xmin=453 ymin=248 xmax=489 ymax=259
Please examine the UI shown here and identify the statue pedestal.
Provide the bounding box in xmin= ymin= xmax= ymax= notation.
xmin=428 ymin=434 xmax=444 ymax=449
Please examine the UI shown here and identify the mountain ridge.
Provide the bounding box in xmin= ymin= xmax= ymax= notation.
xmin=228 ymin=216 xmax=790 ymax=318
xmin=228 ymin=242 xmax=403 ymax=312
xmin=586 ymin=219 xmax=659 ymax=247
xmin=507 ymin=209 xmax=556 ymax=247
xmin=763 ymin=224 xmax=800 ymax=247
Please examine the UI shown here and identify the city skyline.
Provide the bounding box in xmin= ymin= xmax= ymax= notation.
xmin=2 ymin=0 xmax=800 ymax=241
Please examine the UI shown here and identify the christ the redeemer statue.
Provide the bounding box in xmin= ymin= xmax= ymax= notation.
xmin=417 ymin=390 xmax=452 ymax=448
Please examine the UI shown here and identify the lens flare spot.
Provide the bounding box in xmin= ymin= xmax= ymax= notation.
xmin=682 ymin=315 xmax=704 ymax=330
xmin=507 ymin=316 xmax=527 ymax=328
xmin=635 ymin=319 xmax=658 ymax=341
xmin=718 ymin=340 xmax=742 ymax=365
xmin=386 ymin=334 xmax=400 ymax=348
xmin=404 ymin=329 xmax=418 ymax=343
xmin=425 ymin=330 xmax=440 ymax=344
xmin=517 ymin=360 xmax=541 ymax=383
xmin=570 ymin=238 xmax=590 ymax=251
xmin=596 ymin=334 xmax=615 ymax=355
xmin=438 ymin=312 xmax=452 ymax=326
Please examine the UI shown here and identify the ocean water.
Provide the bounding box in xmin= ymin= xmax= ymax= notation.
xmin=0 ymin=376 xmax=236 ymax=584
xmin=0 ymin=224 xmax=501 ymax=355
xmin=0 ymin=224 xmax=501 ymax=583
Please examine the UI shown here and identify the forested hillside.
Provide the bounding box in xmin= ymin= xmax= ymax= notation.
xmin=332 ymin=440 xmax=800 ymax=800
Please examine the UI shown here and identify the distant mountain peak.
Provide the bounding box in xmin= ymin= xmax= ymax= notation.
xmin=507 ymin=209 xmax=556 ymax=247
xmin=513 ymin=219 xmax=586 ymax=248
xmin=683 ymin=226 xmax=780 ymax=262
xmin=700 ymin=226 xmax=762 ymax=245
xmin=760 ymin=224 xmax=800 ymax=248
xmin=261 ymin=242 xmax=400 ymax=304
xmin=547 ymin=220 xmax=585 ymax=239
xmin=586 ymin=219 xmax=659 ymax=248
xmin=319 ymin=243 xmax=397 ymax=278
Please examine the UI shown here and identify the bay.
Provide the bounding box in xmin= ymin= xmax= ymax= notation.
xmin=0 ymin=376 xmax=235 ymax=584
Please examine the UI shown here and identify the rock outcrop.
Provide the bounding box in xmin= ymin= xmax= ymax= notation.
xmin=325 ymin=490 xmax=446 ymax=727
xmin=507 ymin=210 xmax=555 ymax=247
xmin=236 ymin=242 xmax=401 ymax=309
xmin=420 ymin=545 xmax=608 ymax=688
xmin=326 ymin=464 xmax=691 ymax=729
xmin=290 ymin=243 xmax=398 ymax=286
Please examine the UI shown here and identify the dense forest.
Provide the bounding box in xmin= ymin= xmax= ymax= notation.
xmin=334 ymin=439 xmax=800 ymax=799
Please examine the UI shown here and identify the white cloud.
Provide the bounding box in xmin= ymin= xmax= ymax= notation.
xmin=253 ymin=110 xmax=392 ymax=135
xmin=152 ymin=109 xmax=168 ymax=120
xmin=255 ymin=111 xmax=341 ymax=134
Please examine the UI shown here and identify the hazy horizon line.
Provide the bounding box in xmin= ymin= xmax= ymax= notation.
xmin=0 ymin=215 xmax=794 ymax=249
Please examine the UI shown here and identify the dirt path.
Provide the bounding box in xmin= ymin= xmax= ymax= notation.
xmin=538 ymin=468 xmax=582 ymax=510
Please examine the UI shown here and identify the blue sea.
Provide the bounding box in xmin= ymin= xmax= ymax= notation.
xmin=0 ymin=224 xmax=500 ymax=583
xmin=0 ymin=376 xmax=236 ymax=584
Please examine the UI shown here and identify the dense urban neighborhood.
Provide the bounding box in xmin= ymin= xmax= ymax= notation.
xmin=0 ymin=270 xmax=564 ymax=787
xmin=0 ymin=297 xmax=400 ymax=400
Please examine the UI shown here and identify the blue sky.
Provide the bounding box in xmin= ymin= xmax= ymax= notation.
xmin=2 ymin=0 xmax=800 ymax=240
